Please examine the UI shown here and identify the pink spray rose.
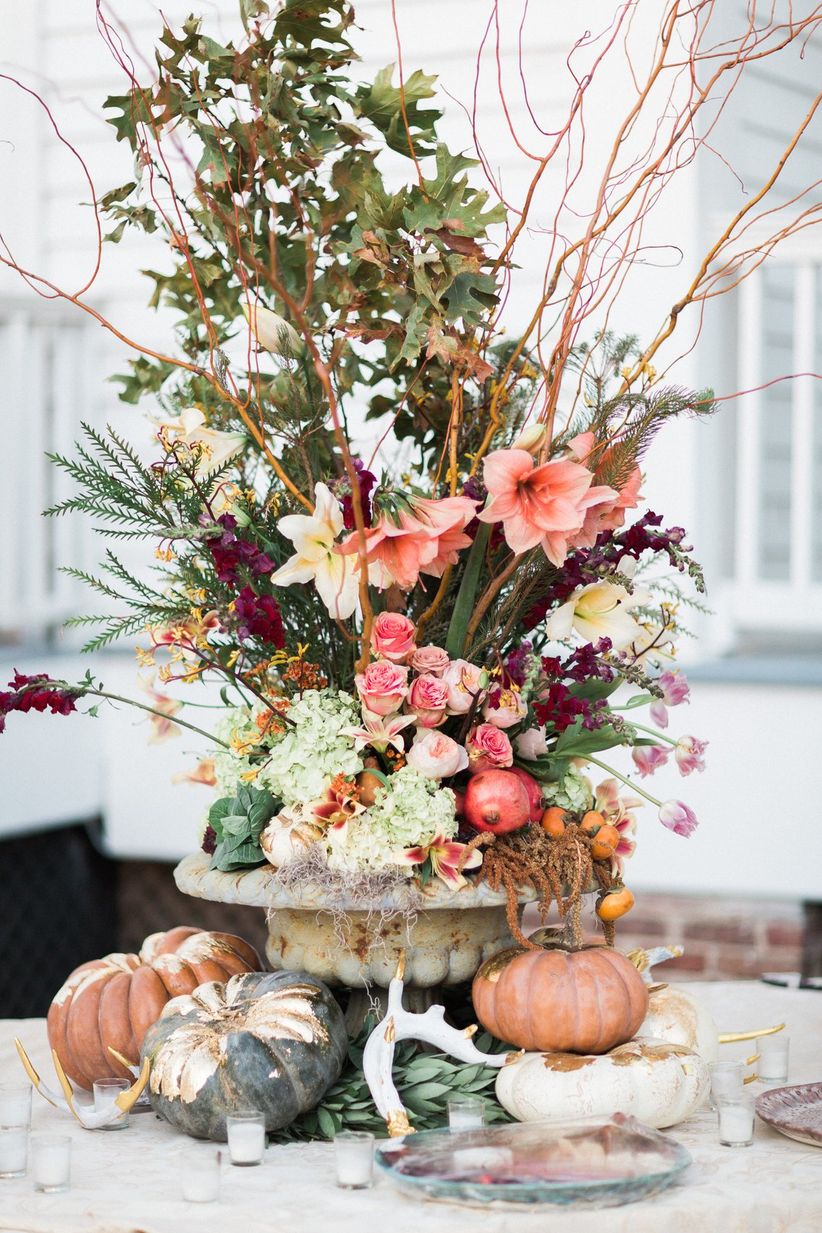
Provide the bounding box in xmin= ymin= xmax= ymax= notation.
xmin=406 ymin=729 xmax=469 ymax=779
xmin=410 ymin=644 xmax=450 ymax=676
xmin=631 ymin=744 xmax=671 ymax=777
xmin=442 ymin=659 xmax=485 ymax=714
xmin=659 ymin=799 xmax=699 ymax=837
xmin=674 ymin=735 xmax=708 ymax=776
xmin=483 ymin=686 xmax=527 ymax=729
xmin=466 ymin=723 xmax=514 ymax=774
xmin=407 ymin=674 xmax=449 ymax=728
xmin=370 ymin=612 xmax=417 ymax=663
xmin=355 ymin=661 xmax=408 ymax=716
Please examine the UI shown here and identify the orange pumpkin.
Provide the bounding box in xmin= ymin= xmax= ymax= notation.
xmin=472 ymin=943 xmax=648 ymax=1054
xmin=47 ymin=926 xmax=262 ymax=1090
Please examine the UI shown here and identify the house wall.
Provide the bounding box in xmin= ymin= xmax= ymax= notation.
xmin=0 ymin=2 xmax=820 ymax=910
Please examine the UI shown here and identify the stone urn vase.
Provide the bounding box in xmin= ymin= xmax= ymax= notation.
xmin=174 ymin=853 xmax=535 ymax=1022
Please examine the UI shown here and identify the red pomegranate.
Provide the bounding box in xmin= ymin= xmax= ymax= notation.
xmin=507 ymin=766 xmax=544 ymax=824
xmin=463 ymin=769 xmax=530 ymax=834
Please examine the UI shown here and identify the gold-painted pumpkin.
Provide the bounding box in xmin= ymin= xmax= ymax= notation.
xmin=47 ymin=926 xmax=262 ymax=1089
xmin=472 ymin=944 xmax=649 ymax=1054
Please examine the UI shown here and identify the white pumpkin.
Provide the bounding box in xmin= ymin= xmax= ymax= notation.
xmin=640 ymin=984 xmax=719 ymax=1064
xmin=260 ymin=808 xmax=323 ymax=868
xmin=496 ymin=1037 xmax=710 ymax=1130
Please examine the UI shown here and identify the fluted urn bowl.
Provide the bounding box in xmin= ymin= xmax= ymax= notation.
xmin=174 ymin=852 xmax=536 ymax=992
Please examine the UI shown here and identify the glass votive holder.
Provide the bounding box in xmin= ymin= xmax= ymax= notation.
xmin=31 ymin=1134 xmax=71 ymax=1193
xmin=93 ymin=1077 xmax=131 ymax=1131
xmin=709 ymin=1060 xmax=745 ymax=1108
xmin=0 ymin=1127 xmax=28 ymax=1179
xmin=717 ymin=1094 xmax=756 ymax=1147
xmin=180 ymin=1147 xmax=222 ymax=1203
xmin=0 ymin=1082 xmax=32 ymax=1130
xmin=447 ymin=1096 xmax=485 ymax=1131
xmin=758 ymin=1034 xmax=790 ymax=1083
xmin=226 ymin=1111 xmax=266 ymax=1166
xmin=334 ymin=1130 xmax=374 ymax=1190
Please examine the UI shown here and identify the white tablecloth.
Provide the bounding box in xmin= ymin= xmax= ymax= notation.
xmin=1 ymin=982 xmax=821 ymax=1233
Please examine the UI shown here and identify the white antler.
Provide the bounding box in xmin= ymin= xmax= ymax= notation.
xmin=14 ymin=1039 xmax=150 ymax=1130
xmin=362 ymin=953 xmax=508 ymax=1137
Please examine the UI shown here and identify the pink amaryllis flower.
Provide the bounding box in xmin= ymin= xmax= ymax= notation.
xmin=340 ymin=495 xmax=477 ymax=591
xmin=659 ymin=799 xmax=699 ymax=837
xmin=674 ymin=735 xmax=708 ymax=776
xmin=478 ymin=448 xmax=616 ymax=565
xmin=340 ymin=710 xmax=416 ymax=753
xmin=594 ymin=778 xmax=641 ymax=874
xmin=631 ymin=744 xmax=671 ymax=777
xmin=565 ymin=432 xmax=643 ymax=548
xmin=401 ymin=835 xmax=483 ymax=888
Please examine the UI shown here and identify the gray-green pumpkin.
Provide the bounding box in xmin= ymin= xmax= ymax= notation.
xmin=140 ymin=970 xmax=347 ymax=1141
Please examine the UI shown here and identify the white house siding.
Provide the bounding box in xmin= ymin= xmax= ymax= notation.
xmin=0 ymin=2 xmax=820 ymax=904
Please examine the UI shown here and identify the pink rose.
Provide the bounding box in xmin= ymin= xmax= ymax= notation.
xmin=442 ymin=659 xmax=485 ymax=714
xmin=410 ymin=644 xmax=450 ymax=676
xmin=407 ymin=674 xmax=449 ymax=728
xmin=355 ymin=661 xmax=408 ymax=716
xmin=515 ymin=726 xmax=547 ymax=760
xmin=370 ymin=612 xmax=417 ymax=663
xmin=483 ymin=686 xmax=527 ymax=729
xmin=466 ymin=723 xmax=513 ymax=774
xmin=406 ymin=730 xmax=469 ymax=780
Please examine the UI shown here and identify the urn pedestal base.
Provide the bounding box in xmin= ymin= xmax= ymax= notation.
xmin=174 ymin=853 xmax=535 ymax=1027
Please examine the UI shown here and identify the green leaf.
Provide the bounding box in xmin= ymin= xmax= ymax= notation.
xmin=355 ymin=64 xmax=439 ymax=158
xmin=446 ymin=522 xmax=491 ymax=658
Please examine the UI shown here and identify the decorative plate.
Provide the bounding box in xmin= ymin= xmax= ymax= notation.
xmin=756 ymin=1082 xmax=822 ymax=1146
xmin=375 ymin=1115 xmax=691 ymax=1209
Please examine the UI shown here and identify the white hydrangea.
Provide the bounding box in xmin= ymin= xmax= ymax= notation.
xmin=258 ymin=688 xmax=363 ymax=806
xmin=211 ymin=706 xmax=258 ymax=795
xmin=328 ymin=766 xmax=456 ymax=874
xmin=542 ymin=765 xmax=594 ymax=815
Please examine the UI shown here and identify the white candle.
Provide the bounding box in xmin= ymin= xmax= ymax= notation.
xmin=93 ymin=1078 xmax=130 ymax=1131
xmin=334 ymin=1131 xmax=374 ymax=1189
xmin=226 ymin=1114 xmax=265 ymax=1166
xmin=758 ymin=1036 xmax=790 ymax=1082
xmin=30 ymin=1134 xmax=71 ymax=1192
xmin=717 ymin=1099 xmax=755 ymax=1147
xmin=447 ymin=1097 xmax=485 ymax=1131
xmin=0 ymin=1084 xmax=32 ymax=1129
xmin=180 ymin=1150 xmax=221 ymax=1202
xmin=0 ymin=1128 xmax=28 ymax=1178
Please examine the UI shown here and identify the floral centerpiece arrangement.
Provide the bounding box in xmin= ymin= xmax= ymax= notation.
xmin=3 ymin=0 xmax=815 ymax=951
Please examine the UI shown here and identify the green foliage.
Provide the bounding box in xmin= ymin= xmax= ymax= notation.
xmin=271 ymin=1020 xmax=511 ymax=1142
xmin=207 ymin=783 xmax=281 ymax=871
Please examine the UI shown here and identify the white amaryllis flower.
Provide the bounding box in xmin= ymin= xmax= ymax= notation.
xmin=157 ymin=408 xmax=245 ymax=476
xmin=243 ymin=301 xmax=304 ymax=356
xmin=269 ymin=482 xmax=360 ymax=619
xmin=544 ymin=580 xmax=645 ymax=650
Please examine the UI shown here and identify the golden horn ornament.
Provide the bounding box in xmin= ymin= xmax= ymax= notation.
xmin=717 ymin=1022 xmax=785 ymax=1044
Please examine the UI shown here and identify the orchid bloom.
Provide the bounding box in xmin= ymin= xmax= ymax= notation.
xmin=340 ymin=710 xmax=416 ymax=753
xmin=243 ymin=301 xmax=303 ymax=356
xmin=594 ymin=777 xmax=641 ymax=874
xmin=157 ymin=408 xmax=245 ymax=476
xmin=400 ymin=835 xmax=483 ymax=888
xmin=478 ymin=448 xmax=616 ymax=565
xmin=270 ymin=482 xmax=360 ymax=619
xmin=544 ymin=580 xmax=646 ymax=650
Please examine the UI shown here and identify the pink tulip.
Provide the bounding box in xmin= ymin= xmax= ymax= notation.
xmin=659 ymin=799 xmax=698 ymax=837
xmin=649 ymin=701 xmax=669 ymax=728
xmin=371 ymin=612 xmax=417 ymax=663
xmin=407 ymin=674 xmax=449 ymax=728
xmin=466 ymin=723 xmax=514 ymax=774
xmin=355 ymin=661 xmax=408 ymax=716
xmin=632 ymin=744 xmax=670 ymax=776
xmin=406 ymin=730 xmax=469 ymax=779
xmin=658 ymin=669 xmax=690 ymax=707
xmin=674 ymin=735 xmax=708 ymax=776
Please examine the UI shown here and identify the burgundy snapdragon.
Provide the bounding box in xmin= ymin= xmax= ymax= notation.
xmin=335 ymin=458 xmax=377 ymax=530
xmin=0 ymin=672 xmax=78 ymax=734
xmin=234 ymin=586 xmax=286 ymax=648
xmin=205 ymin=514 xmax=275 ymax=584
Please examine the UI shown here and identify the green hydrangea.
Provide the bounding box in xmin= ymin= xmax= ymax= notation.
xmin=542 ymin=765 xmax=593 ymax=815
xmin=258 ymin=688 xmax=363 ymax=807
xmin=211 ymin=706 xmax=258 ymax=795
xmin=329 ymin=766 xmax=456 ymax=873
